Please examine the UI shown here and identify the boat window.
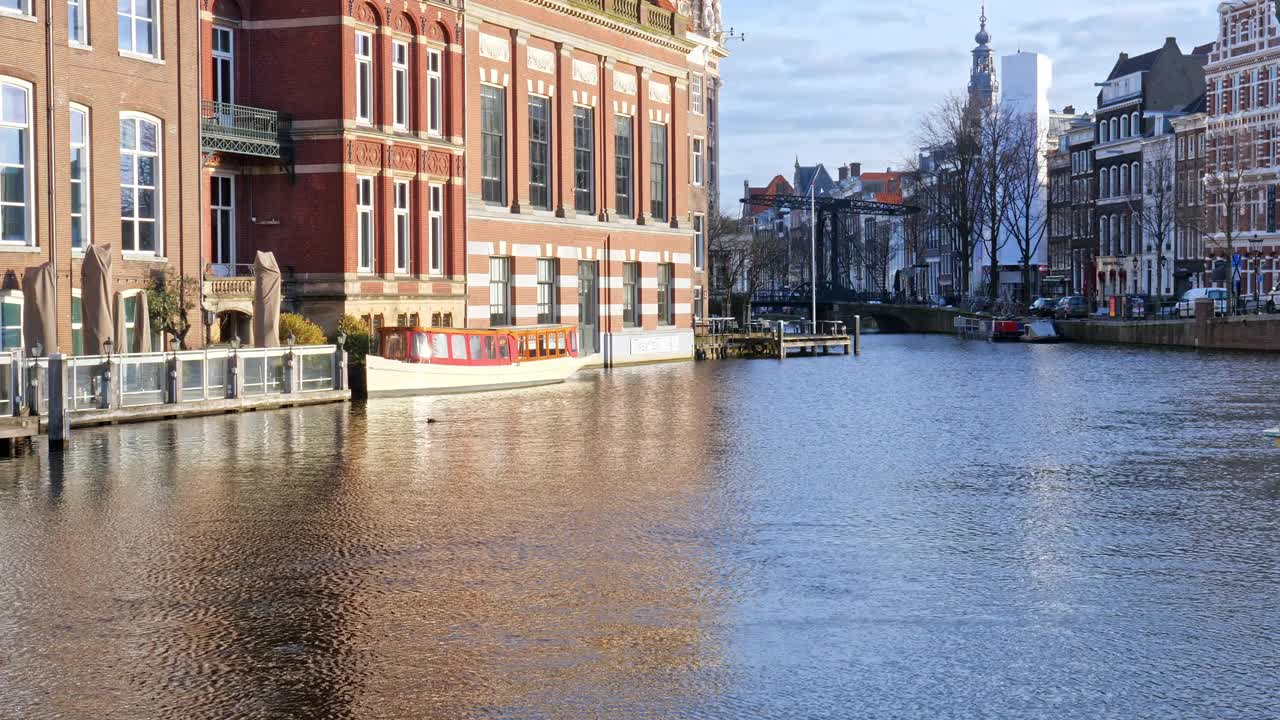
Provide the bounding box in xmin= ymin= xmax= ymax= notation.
xmin=469 ymin=335 xmax=483 ymax=361
xmin=385 ymin=333 xmax=403 ymax=360
xmin=483 ymin=335 xmax=495 ymax=360
xmin=431 ymin=332 xmax=449 ymax=359
xmin=497 ymin=337 xmax=511 ymax=360
xmin=451 ymin=334 xmax=467 ymax=360
xmin=412 ymin=332 xmax=430 ymax=360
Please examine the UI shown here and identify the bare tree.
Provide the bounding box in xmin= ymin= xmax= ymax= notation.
xmin=976 ymin=102 xmax=1018 ymax=302
xmin=910 ymin=95 xmax=985 ymax=298
xmin=861 ymin=219 xmax=897 ymax=296
xmin=706 ymin=211 xmax=745 ymax=315
xmin=1000 ymin=112 xmax=1048 ymax=306
xmin=1198 ymin=127 xmax=1251 ymax=311
xmin=1128 ymin=137 xmax=1177 ymax=299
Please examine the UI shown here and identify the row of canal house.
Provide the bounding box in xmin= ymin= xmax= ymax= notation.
xmin=0 ymin=0 xmax=726 ymax=366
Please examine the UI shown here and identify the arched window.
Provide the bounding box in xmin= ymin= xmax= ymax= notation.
xmin=1110 ymin=117 xmax=1119 ymax=141
xmin=1101 ymin=121 xmax=1109 ymax=143
xmin=1132 ymin=162 xmax=1142 ymax=194
xmin=0 ymin=77 xmax=33 ymax=247
xmin=1131 ymin=112 xmax=1141 ymax=136
xmin=1100 ymin=216 xmax=1109 ymax=254
xmin=1121 ymin=115 xmax=1130 ymax=138
xmin=1111 ymin=216 xmax=1120 ymax=255
xmin=1112 ymin=167 xmax=1120 ymax=197
xmin=1120 ymin=215 xmax=1129 ymax=255
xmin=1120 ymin=166 xmax=1129 ymax=196
xmin=120 ymin=113 xmax=163 ymax=256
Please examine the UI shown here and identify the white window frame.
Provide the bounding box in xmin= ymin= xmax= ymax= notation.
xmin=690 ymin=72 xmax=704 ymax=115
xmin=1 ymin=77 xmax=34 ymax=246
xmin=117 ymin=0 xmax=159 ymax=59
xmin=68 ymin=0 xmax=88 ymax=46
xmin=691 ymin=136 xmax=704 ymax=187
xmin=0 ymin=291 xmax=22 ymax=351
xmin=428 ymin=183 xmax=443 ymax=276
xmin=71 ymin=289 xmax=83 ymax=356
xmin=120 ymin=113 xmax=163 ymax=256
xmin=394 ymin=179 xmax=410 ymax=273
xmin=212 ymin=26 xmax=234 ymax=105
xmin=70 ymin=103 xmax=91 ymax=251
xmin=0 ymin=0 xmax=31 ymax=18
xmin=427 ymin=49 xmax=443 ymax=137
xmin=392 ymin=40 xmax=409 ymax=130
xmin=357 ymin=176 xmax=375 ymax=273
xmin=355 ymin=32 xmax=373 ymax=125
xmin=210 ymin=174 xmax=235 ymax=268
xmin=693 ymin=212 xmax=705 ymax=270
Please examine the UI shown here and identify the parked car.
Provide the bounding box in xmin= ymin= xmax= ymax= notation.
xmin=1173 ymin=288 xmax=1228 ymax=318
xmin=1055 ymin=296 xmax=1089 ymax=320
xmin=1265 ymin=284 xmax=1280 ymax=314
xmin=1029 ymin=297 xmax=1058 ymax=318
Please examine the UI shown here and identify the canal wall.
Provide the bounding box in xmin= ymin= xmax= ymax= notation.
xmin=1058 ymin=314 xmax=1280 ymax=352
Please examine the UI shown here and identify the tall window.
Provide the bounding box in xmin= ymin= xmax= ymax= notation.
xmin=392 ymin=41 xmax=409 ymax=130
xmin=394 ymin=180 xmax=410 ymax=273
xmin=489 ymin=256 xmax=512 ymax=326
xmin=649 ymin=123 xmax=667 ymax=222
xmin=481 ymin=85 xmax=506 ymax=204
xmin=537 ymin=258 xmax=559 ymax=324
xmin=357 ymin=176 xmax=374 ymax=272
xmin=0 ymin=295 xmax=20 ymax=350
xmin=1 ymin=0 xmax=30 ymax=16
xmin=1 ymin=80 xmax=31 ymax=246
xmin=210 ymin=175 xmax=234 ymax=267
xmin=212 ymin=27 xmax=233 ymax=105
xmin=428 ymin=184 xmax=443 ymax=275
xmin=690 ymin=73 xmax=704 ymax=115
xmin=573 ymin=106 xmax=595 ymax=214
xmin=623 ymin=262 xmax=640 ymax=328
xmin=657 ymin=263 xmax=674 ymax=326
xmin=68 ymin=0 xmax=87 ymax=45
xmin=117 ymin=0 xmax=156 ymax=56
xmin=120 ymin=115 xmax=161 ymax=254
xmin=691 ymin=137 xmax=704 ymax=187
xmin=692 ymin=286 xmax=703 ymax=322
xmin=529 ymin=96 xmax=551 ymax=210
xmin=427 ymin=49 xmax=442 ymax=137
xmin=693 ymin=213 xmax=705 ymax=270
xmin=71 ymin=294 xmax=83 ymax=355
xmin=355 ymin=32 xmax=373 ymax=124
xmin=615 ymin=115 xmax=633 ymax=218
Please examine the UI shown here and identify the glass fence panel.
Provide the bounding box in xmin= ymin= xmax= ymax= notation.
xmin=0 ymin=362 xmax=10 ymax=406
xmin=121 ymin=356 xmax=167 ymax=407
xmin=206 ymin=357 xmax=228 ymax=399
xmin=242 ymin=355 xmax=266 ymax=396
xmin=300 ymin=352 xmax=335 ymax=392
xmin=70 ymin=360 xmax=106 ymax=411
xmin=182 ymin=359 xmax=206 ymax=402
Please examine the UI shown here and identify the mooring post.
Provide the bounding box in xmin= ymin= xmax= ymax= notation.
xmin=48 ymin=353 xmax=68 ymax=451
xmin=169 ymin=356 xmax=182 ymax=405
xmin=854 ymin=315 xmax=862 ymax=356
xmin=776 ymin=322 xmax=785 ymax=360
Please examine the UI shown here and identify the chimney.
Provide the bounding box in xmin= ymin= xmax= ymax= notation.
xmin=838 ymin=165 xmax=849 ymax=182
xmin=849 ymin=162 xmax=862 ymax=177
xmin=1118 ymin=52 xmax=1129 ymax=63
xmin=1165 ymin=36 xmax=1178 ymax=48
xmin=1063 ymin=104 xmax=1075 ymax=115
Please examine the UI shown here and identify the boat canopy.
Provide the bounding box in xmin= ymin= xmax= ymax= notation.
xmin=379 ymin=326 xmax=578 ymax=366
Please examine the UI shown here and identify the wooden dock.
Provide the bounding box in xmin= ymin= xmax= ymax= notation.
xmin=0 ymin=416 xmax=38 ymax=457
xmin=696 ymin=319 xmax=860 ymax=360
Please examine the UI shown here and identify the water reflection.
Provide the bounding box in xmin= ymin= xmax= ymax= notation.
xmin=0 ymin=337 xmax=1278 ymax=718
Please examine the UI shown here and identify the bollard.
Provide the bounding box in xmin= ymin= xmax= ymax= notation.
xmin=169 ymin=356 xmax=182 ymax=405
xmin=854 ymin=315 xmax=862 ymax=356
xmin=228 ymin=351 xmax=243 ymax=399
xmin=9 ymin=350 xmax=21 ymax=417
xmin=777 ymin=322 xmax=786 ymax=360
xmin=47 ymin=354 xmax=69 ymax=451
xmin=285 ymin=350 xmax=297 ymax=394
xmin=334 ymin=344 xmax=348 ymax=391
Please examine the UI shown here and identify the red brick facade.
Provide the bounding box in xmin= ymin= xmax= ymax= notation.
xmin=0 ymin=0 xmax=201 ymax=352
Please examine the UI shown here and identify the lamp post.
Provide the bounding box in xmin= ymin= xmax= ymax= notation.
xmin=810 ymin=179 xmax=817 ymax=334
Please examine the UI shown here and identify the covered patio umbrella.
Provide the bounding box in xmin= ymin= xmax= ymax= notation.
xmin=81 ymin=244 xmax=114 ymax=355
xmin=21 ymin=262 xmax=55 ymax=356
xmin=134 ymin=291 xmax=151 ymax=352
xmin=113 ymin=293 xmax=127 ymax=353
xmin=253 ymin=251 xmax=281 ymax=348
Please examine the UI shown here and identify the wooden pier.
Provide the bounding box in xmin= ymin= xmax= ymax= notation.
xmin=696 ymin=318 xmax=860 ymax=360
xmin=0 ymin=416 xmax=37 ymax=457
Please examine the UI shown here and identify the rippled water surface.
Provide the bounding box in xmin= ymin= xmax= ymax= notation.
xmin=2 ymin=335 xmax=1279 ymax=719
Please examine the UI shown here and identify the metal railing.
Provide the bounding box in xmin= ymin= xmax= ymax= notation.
xmin=200 ymin=100 xmax=291 ymax=160
xmin=569 ymin=0 xmax=680 ymax=36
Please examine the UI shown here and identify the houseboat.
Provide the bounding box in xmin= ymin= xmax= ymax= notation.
xmin=365 ymin=325 xmax=588 ymax=397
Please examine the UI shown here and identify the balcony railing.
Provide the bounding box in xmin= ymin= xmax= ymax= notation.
xmin=205 ymin=278 xmax=255 ymax=298
xmin=201 ymin=100 xmax=292 ymax=162
xmin=569 ymin=0 xmax=683 ymax=37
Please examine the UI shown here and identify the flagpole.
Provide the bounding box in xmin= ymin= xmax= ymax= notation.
xmin=811 ymin=180 xmax=817 ymax=334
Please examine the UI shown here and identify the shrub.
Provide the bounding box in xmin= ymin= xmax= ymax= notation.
xmin=279 ymin=313 xmax=327 ymax=346
xmin=332 ymin=314 xmax=373 ymax=364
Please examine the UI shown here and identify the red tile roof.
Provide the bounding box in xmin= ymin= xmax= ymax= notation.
xmin=746 ymin=175 xmax=794 ymax=216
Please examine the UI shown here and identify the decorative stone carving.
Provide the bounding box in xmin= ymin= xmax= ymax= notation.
xmin=648 ymin=80 xmax=671 ymax=104
xmin=390 ymin=146 xmax=418 ymax=171
xmin=426 ymin=21 xmax=445 ymax=42
xmin=354 ymin=2 xmax=378 ymax=25
xmin=572 ymin=59 xmax=598 ymax=86
xmin=613 ymin=72 xmax=637 ymax=96
xmin=352 ymin=141 xmax=382 ymax=168
xmin=527 ymin=46 xmax=555 ymax=75
xmin=478 ymin=33 xmax=509 ymax=62
xmin=393 ymin=13 xmax=412 ymax=34
xmin=426 ymin=150 xmax=453 ymax=177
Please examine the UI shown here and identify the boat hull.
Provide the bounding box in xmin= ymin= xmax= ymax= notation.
xmin=365 ymin=355 xmax=590 ymax=398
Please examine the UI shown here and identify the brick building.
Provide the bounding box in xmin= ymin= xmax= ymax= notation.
xmin=1171 ymin=111 xmax=1207 ymax=297
xmin=199 ymin=0 xmax=467 ymax=342
xmin=461 ymin=0 xmax=724 ymax=366
xmin=0 ymin=0 xmax=201 ymax=353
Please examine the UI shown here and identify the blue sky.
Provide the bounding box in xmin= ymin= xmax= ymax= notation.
xmin=718 ymin=0 xmax=1219 ymax=210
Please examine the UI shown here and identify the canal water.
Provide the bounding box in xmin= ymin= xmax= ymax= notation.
xmin=1 ymin=335 xmax=1278 ymax=719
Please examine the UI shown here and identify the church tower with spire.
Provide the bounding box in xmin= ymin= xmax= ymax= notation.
xmin=968 ymin=4 xmax=998 ymax=109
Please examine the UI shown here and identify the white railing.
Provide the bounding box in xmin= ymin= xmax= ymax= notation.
xmin=5 ymin=345 xmax=347 ymax=419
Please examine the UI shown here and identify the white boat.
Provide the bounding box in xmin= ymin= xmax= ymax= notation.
xmin=365 ymin=325 xmax=589 ymax=398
